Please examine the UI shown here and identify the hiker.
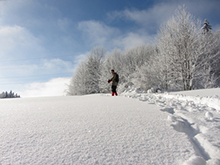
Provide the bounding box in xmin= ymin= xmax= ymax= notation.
xmin=108 ymin=70 xmax=119 ymax=96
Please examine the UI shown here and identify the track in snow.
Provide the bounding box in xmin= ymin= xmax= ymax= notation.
xmin=123 ymin=89 xmax=220 ymax=165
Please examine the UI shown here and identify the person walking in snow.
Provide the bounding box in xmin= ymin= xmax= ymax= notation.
xmin=108 ymin=70 xmax=119 ymax=96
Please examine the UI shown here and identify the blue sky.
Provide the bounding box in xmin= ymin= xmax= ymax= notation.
xmin=0 ymin=0 xmax=219 ymax=97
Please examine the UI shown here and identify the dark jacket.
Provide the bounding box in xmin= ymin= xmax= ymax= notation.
xmin=111 ymin=73 xmax=118 ymax=86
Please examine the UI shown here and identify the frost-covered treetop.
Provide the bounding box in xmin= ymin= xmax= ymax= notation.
xmin=202 ymin=19 xmax=212 ymax=34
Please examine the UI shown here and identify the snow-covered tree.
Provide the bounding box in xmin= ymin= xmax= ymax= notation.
xmin=157 ymin=6 xmax=212 ymax=90
xmin=156 ymin=6 xmax=220 ymax=90
xmin=100 ymin=45 xmax=155 ymax=93
xmin=67 ymin=6 xmax=220 ymax=95
xmin=68 ymin=47 xmax=104 ymax=95
xmin=0 ymin=91 xmax=20 ymax=98
xmin=213 ymin=30 xmax=220 ymax=86
xmin=99 ymin=49 xmax=124 ymax=93
xmin=85 ymin=47 xmax=104 ymax=94
xmin=68 ymin=61 xmax=87 ymax=95
xmin=130 ymin=45 xmax=157 ymax=91
xmin=202 ymin=19 xmax=212 ymax=34
xmin=195 ymin=28 xmax=220 ymax=88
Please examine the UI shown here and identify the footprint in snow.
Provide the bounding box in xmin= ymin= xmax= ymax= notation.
xmin=205 ymin=111 xmax=214 ymax=121
xmin=167 ymin=115 xmax=177 ymax=122
xmin=160 ymin=107 xmax=175 ymax=114
xmin=168 ymin=116 xmax=197 ymax=136
xmin=183 ymin=155 xmax=206 ymax=165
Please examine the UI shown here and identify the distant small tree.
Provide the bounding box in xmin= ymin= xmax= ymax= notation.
xmin=202 ymin=19 xmax=212 ymax=34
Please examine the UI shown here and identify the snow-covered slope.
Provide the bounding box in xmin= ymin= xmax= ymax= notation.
xmin=0 ymin=88 xmax=219 ymax=164
xmin=122 ymin=88 xmax=220 ymax=165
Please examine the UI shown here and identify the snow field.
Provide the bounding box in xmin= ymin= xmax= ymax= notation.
xmin=122 ymin=88 xmax=220 ymax=164
xmin=0 ymin=95 xmax=195 ymax=164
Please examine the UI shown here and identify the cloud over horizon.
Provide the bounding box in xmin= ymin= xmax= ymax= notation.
xmin=18 ymin=77 xmax=71 ymax=97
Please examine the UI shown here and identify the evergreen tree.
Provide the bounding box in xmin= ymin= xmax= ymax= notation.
xmin=202 ymin=19 xmax=212 ymax=34
xmin=0 ymin=91 xmax=20 ymax=98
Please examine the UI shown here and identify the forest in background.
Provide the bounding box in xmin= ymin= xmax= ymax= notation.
xmin=67 ymin=6 xmax=220 ymax=95
xmin=0 ymin=91 xmax=20 ymax=99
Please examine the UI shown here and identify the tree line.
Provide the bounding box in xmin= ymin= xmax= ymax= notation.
xmin=0 ymin=90 xmax=20 ymax=99
xmin=67 ymin=6 xmax=220 ymax=95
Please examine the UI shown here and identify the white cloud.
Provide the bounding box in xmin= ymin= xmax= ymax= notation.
xmin=78 ymin=20 xmax=120 ymax=48
xmin=0 ymin=57 xmax=75 ymax=97
xmin=108 ymin=3 xmax=177 ymax=31
xmin=0 ymin=0 xmax=61 ymax=27
xmin=108 ymin=0 xmax=220 ymax=34
xmin=19 ymin=77 xmax=71 ymax=97
xmin=57 ymin=18 xmax=73 ymax=32
xmin=0 ymin=57 xmax=74 ymax=79
xmin=0 ymin=0 xmax=78 ymax=53
xmin=113 ymin=31 xmax=155 ymax=49
xmin=0 ymin=1 xmax=79 ymax=96
xmin=105 ymin=0 xmax=220 ymax=48
xmin=42 ymin=58 xmax=74 ymax=73
xmin=78 ymin=20 xmax=155 ymax=50
xmin=0 ymin=25 xmax=44 ymax=58
xmin=80 ymin=3 xmax=183 ymax=50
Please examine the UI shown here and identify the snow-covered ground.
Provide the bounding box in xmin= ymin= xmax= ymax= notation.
xmin=0 ymin=88 xmax=219 ymax=164
xmin=122 ymin=87 xmax=220 ymax=165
